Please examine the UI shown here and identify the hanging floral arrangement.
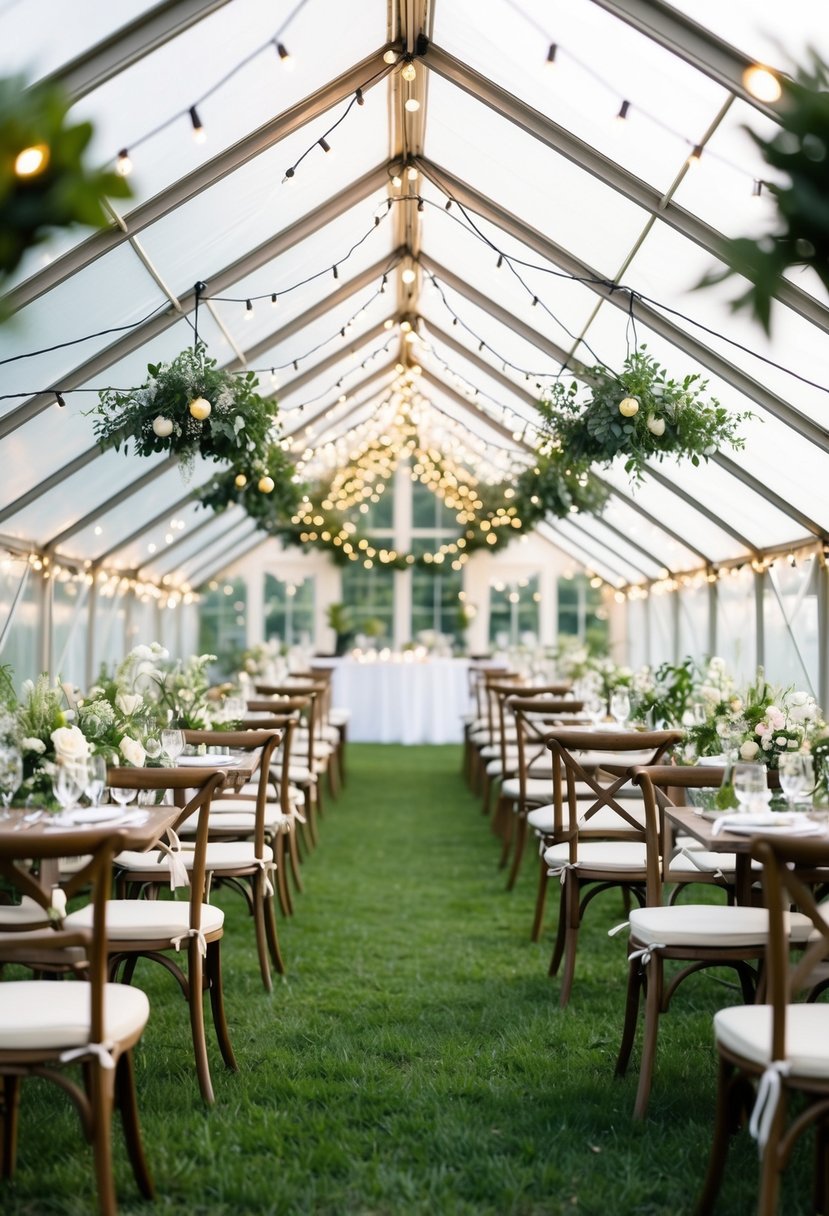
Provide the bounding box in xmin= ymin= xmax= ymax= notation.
xmin=91 ymin=346 xmax=278 ymax=469
xmin=196 ymin=441 xmax=305 ymax=529
xmin=537 ymin=348 xmax=750 ymax=482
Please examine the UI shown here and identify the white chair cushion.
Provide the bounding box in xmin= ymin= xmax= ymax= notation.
xmin=0 ymin=980 xmax=149 ymax=1051
xmin=714 ymin=1004 xmax=829 ymax=1078
xmin=501 ymin=777 xmax=551 ymax=804
xmin=116 ymin=842 xmax=273 ymax=872
xmin=528 ymin=802 xmax=645 ymax=835
xmin=289 ymin=766 xmax=316 ymax=784
xmin=678 ymin=848 xmax=759 ymax=875
xmin=178 ymin=810 xmax=291 ymax=835
xmin=544 ymin=840 xmax=648 ymax=871
xmin=328 ymin=708 xmax=350 ymax=725
xmin=629 ymin=904 xmax=814 ymax=948
xmin=0 ymin=895 xmax=52 ymax=927
xmin=486 ymin=758 xmax=518 ymax=778
xmin=66 ymin=900 xmax=224 ymax=941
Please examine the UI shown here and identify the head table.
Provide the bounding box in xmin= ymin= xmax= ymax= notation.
xmin=315 ymin=654 xmax=473 ymax=744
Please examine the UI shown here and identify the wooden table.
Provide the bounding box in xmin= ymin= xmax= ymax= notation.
xmin=665 ymin=806 xmax=829 ymax=905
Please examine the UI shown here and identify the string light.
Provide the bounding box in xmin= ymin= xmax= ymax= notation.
xmin=356 ymin=88 xmax=364 ymax=105
xmin=401 ymin=59 xmax=417 ymax=83
xmin=383 ymin=48 xmax=397 ymax=64
xmin=401 ymin=266 xmax=417 ymax=284
xmin=116 ymin=148 xmax=133 ymax=176
xmin=318 ymin=137 xmax=331 ymax=153
xmin=14 ymin=144 xmax=49 ymax=177
xmin=546 ymin=43 xmax=557 ymax=65
xmin=742 ymin=63 xmax=782 ymax=103
xmin=275 ymin=41 xmax=293 ymax=70
xmin=687 ymin=143 xmax=703 ymax=165
xmin=616 ymin=100 xmax=631 ymax=122
xmin=404 ymin=97 xmax=421 ymax=112
xmin=271 ymin=293 xmax=278 ymax=305
xmin=245 ymin=298 xmax=254 ymax=318
xmin=189 ymin=106 xmax=205 ymax=143
xmin=54 ymin=391 xmax=66 ymax=408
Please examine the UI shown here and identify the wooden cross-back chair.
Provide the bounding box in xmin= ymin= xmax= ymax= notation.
xmin=696 ymin=833 xmax=829 ymax=1215
xmin=541 ymin=728 xmax=684 ymax=1007
xmin=65 ymin=767 xmax=233 ymax=1105
xmin=0 ymin=828 xmax=153 ymax=1214
xmin=614 ymin=765 xmax=814 ymax=1120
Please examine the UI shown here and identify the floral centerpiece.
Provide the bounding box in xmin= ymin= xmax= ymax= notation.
xmin=536 ymin=348 xmax=750 ymax=482
xmin=685 ymin=665 xmax=822 ymax=768
xmin=91 ymin=346 xmax=278 ymax=472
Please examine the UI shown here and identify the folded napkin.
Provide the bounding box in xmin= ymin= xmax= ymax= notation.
xmin=711 ymin=812 xmax=820 ymax=838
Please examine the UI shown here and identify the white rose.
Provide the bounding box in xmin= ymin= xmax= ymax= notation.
xmin=119 ymin=735 xmax=146 ymax=767
xmin=150 ymin=643 xmax=169 ymax=658
xmin=739 ymin=740 xmax=760 ymax=760
xmin=787 ymin=738 xmax=799 ymax=749
xmin=774 ymin=735 xmax=788 ymax=748
xmin=51 ymin=725 xmax=90 ymax=763
xmin=130 ymin=644 xmax=153 ymax=660
xmin=21 ymin=736 xmax=46 ymax=754
xmin=116 ymin=692 xmax=143 ymax=716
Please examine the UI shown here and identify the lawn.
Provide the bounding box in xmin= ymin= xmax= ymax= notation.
xmin=2 ymin=744 xmax=812 ymax=1214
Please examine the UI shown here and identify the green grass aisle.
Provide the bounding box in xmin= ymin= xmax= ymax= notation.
xmin=4 ymin=745 xmax=812 ymax=1214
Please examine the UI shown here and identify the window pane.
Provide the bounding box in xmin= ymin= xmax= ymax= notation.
xmin=264 ymin=575 xmax=315 ymax=649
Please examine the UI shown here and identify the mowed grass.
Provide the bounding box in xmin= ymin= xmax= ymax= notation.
xmin=2 ymin=744 xmax=814 ymax=1214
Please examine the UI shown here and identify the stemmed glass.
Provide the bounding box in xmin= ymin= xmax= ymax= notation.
xmin=778 ymin=753 xmax=814 ymax=812
xmin=110 ymin=784 xmax=137 ymax=810
xmin=84 ymin=754 xmax=107 ymax=808
xmin=584 ymin=694 xmax=605 ymax=727
xmin=161 ymin=729 xmax=185 ymax=765
xmin=0 ymin=745 xmax=23 ymax=818
xmin=52 ymin=761 xmax=87 ymax=814
xmin=610 ymin=689 xmax=631 ymax=729
xmin=732 ymin=762 xmax=769 ymax=814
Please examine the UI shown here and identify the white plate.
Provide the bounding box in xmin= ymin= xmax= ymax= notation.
xmin=178 ymin=754 xmax=236 ymax=767
xmin=69 ymin=805 xmax=128 ymax=824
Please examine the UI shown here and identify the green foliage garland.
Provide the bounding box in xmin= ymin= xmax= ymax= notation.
xmin=196 ymin=442 xmax=304 ymax=530
xmin=538 ymin=348 xmax=749 ymax=482
xmin=92 ymin=346 xmax=278 ymax=467
xmin=0 ymin=74 xmax=131 ymax=283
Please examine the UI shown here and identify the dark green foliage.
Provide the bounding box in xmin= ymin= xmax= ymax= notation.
xmin=699 ymin=52 xmax=829 ymax=332
xmin=196 ymin=442 xmax=304 ymax=531
xmin=0 ymin=74 xmax=131 ymax=282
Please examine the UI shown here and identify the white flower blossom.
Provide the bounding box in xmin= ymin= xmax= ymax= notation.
xmin=119 ymin=735 xmax=146 ymax=767
xmin=21 ymin=736 xmax=46 ymax=754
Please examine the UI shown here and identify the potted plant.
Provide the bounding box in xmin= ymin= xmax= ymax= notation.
xmin=325 ymin=602 xmax=353 ymax=656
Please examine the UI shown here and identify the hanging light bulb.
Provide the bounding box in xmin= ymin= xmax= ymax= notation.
xmin=401 ymin=266 xmax=417 ymax=284
xmin=742 ymin=63 xmax=782 ymax=102
xmin=546 ymin=43 xmax=557 ymax=66
xmin=687 ymin=143 xmax=703 ymax=166
xmin=407 ymin=164 xmax=418 ymax=181
xmin=276 ymin=42 xmax=294 ymax=70
xmin=14 ymin=143 xmax=49 ymax=177
xmin=189 ymin=106 xmax=205 ymax=143
xmin=401 ymin=59 xmax=417 ymax=82
xmin=116 ymin=148 xmax=133 ymax=176
xmin=245 ymin=298 xmax=254 ymax=319
xmin=383 ymin=48 xmax=397 ymax=64
xmin=616 ymin=100 xmax=631 ymax=123
xmin=391 ymin=173 xmax=403 ymax=188
xmin=404 ymin=97 xmax=421 ymax=112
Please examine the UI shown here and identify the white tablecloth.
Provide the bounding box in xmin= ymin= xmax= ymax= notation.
xmin=320 ymin=657 xmax=471 ymax=744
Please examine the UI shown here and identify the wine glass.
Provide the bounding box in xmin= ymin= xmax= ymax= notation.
xmin=52 ymin=761 xmax=87 ymax=813
xmin=778 ymin=753 xmax=813 ymax=812
xmin=732 ymin=762 xmax=768 ymax=814
xmin=110 ymin=784 xmax=137 ymax=809
xmin=161 ymin=729 xmax=185 ymax=764
xmin=584 ymin=694 xmax=605 ymax=727
xmin=610 ymin=689 xmax=631 ymax=729
xmin=0 ymin=745 xmax=23 ymax=815
xmin=84 ymin=754 xmax=107 ymax=808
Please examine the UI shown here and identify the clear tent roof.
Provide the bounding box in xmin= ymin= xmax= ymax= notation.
xmin=2 ymin=0 xmax=828 ymax=592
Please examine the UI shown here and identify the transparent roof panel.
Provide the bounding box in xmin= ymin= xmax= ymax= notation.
xmin=0 ymin=0 xmax=149 ymax=79
xmin=140 ymin=509 xmax=252 ymax=582
xmin=136 ymin=104 xmax=387 ymax=296
xmin=553 ymin=517 xmax=643 ymax=584
xmin=0 ymin=245 xmax=164 ymax=403
xmin=681 ymin=1 xmax=829 ymax=66
xmin=433 ymin=0 xmax=728 ymax=194
xmin=599 ymin=465 xmax=751 ymax=563
xmin=251 ymin=284 xmax=390 ymax=374
xmin=599 ymin=497 xmax=701 ymax=572
xmin=71 ymin=0 xmax=386 ymax=209
xmin=568 ymin=514 xmax=665 ymax=581
xmin=425 ymin=74 xmax=648 ymax=273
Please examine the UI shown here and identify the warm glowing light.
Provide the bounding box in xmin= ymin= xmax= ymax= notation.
xmin=14 ymin=144 xmax=49 ymax=177
xmin=742 ymin=64 xmax=782 ymax=103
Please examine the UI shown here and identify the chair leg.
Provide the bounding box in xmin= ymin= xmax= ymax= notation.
xmin=0 ymin=1074 xmax=21 ymax=1179
xmin=206 ymin=940 xmax=238 ymax=1075
xmin=90 ymin=1060 xmax=117 ymax=1216
xmin=549 ymin=880 xmax=567 ymax=977
xmin=694 ymin=1056 xmax=740 ymax=1215
xmin=506 ymin=815 xmax=528 ymax=891
xmin=633 ymin=956 xmax=664 ymax=1120
xmin=615 ymin=956 xmax=643 ymax=1079
xmin=557 ymin=875 xmax=581 ymax=1007
xmin=264 ymin=890 xmax=286 ymax=975
xmin=188 ymin=945 xmax=214 ymax=1105
xmin=530 ymin=853 xmax=549 ymax=942
xmin=252 ymin=874 xmax=273 ymax=993
xmin=498 ymin=811 xmax=514 ymax=870
xmin=273 ymin=834 xmax=293 ymax=917
xmin=288 ymin=823 xmax=304 ymax=894
xmin=481 ymin=771 xmax=492 ymax=819
xmin=813 ymin=1115 xmax=829 ymax=1214
xmin=115 ymin=1050 xmax=154 ymax=1199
